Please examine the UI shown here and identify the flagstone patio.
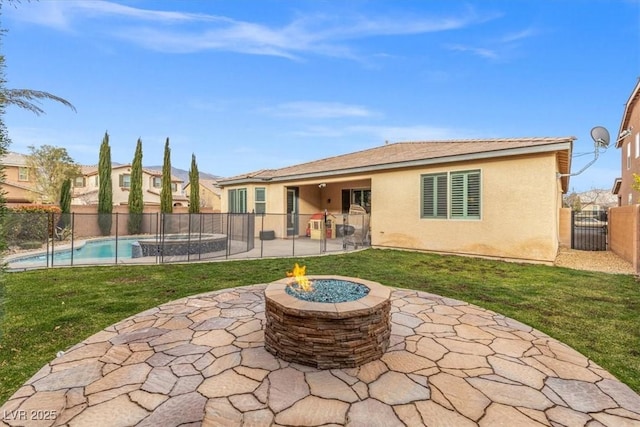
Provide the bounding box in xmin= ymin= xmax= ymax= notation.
xmin=1 ymin=283 xmax=639 ymax=426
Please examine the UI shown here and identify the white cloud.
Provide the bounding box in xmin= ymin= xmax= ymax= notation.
xmin=288 ymin=126 xmax=349 ymax=138
xmin=69 ymin=1 xmax=225 ymax=24
xmin=7 ymin=1 xmax=496 ymax=59
xmin=445 ymin=25 xmax=539 ymax=61
xmin=5 ymin=2 xmax=74 ymax=31
xmin=500 ymin=27 xmax=538 ymax=43
xmin=265 ymin=102 xmax=377 ymax=119
xmin=6 ymin=1 xmax=229 ymax=29
xmin=445 ymin=44 xmax=499 ymax=60
xmin=285 ymin=123 xmax=470 ymax=141
xmin=347 ymin=124 xmax=470 ymax=142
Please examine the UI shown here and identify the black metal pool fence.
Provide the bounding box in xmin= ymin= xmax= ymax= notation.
xmin=1 ymin=211 xmax=370 ymax=270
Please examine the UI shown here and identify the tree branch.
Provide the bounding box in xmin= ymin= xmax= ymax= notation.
xmin=4 ymin=89 xmax=77 ymax=115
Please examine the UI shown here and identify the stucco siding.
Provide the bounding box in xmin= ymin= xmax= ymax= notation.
xmin=2 ymin=165 xmax=37 ymax=203
xmin=618 ymin=88 xmax=640 ymax=205
xmin=558 ymin=208 xmax=571 ymax=248
xmin=371 ymin=154 xmax=560 ymax=262
xmin=5 ymin=166 xmax=22 ymax=182
xmin=217 ymin=148 xmax=566 ymax=262
xmin=4 ymin=184 xmax=34 ymax=204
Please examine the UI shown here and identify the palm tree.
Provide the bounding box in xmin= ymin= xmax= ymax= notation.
xmin=2 ymin=88 xmax=76 ymax=115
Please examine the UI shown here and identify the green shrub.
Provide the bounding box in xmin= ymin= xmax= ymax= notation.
xmin=3 ymin=205 xmax=61 ymax=245
xmin=18 ymin=241 xmax=43 ymax=249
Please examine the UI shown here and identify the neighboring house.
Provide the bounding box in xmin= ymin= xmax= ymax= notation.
xmin=184 ymin=178 xmax=222 ymax=211
xmin=72 ymin=164 xmax=188 ymax=206
xmin=565 ymin=190 xmax=617 ymax=216
xmin=217 ymin=138 xmax=573 ymax=263
xmin=577 ymin=190 xmax=617 ymax=208
xmin=612 ymin=79 xmax=640 ymax=206
xmin=0 ymin=151 xmax=42 ymax=205
xmin=579 ymin=191 xmax=617 ymax=218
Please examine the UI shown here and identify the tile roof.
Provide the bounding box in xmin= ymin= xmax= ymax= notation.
xmin=0 ymin=152 xmax=28 ymax=166
xmin=1 ymin=155 xmax=186 ymax=184
xmin=198 ymin=178 xmax=222 ymax=196
xmin=3 ymin=180 xmax=39 ymax=192
xmin=80 ymin=164 xmax=183 ymax=182
xmin=219 ymin=137 xmax=574 ymax=184
xmin=81 ymin=165 xmax=99 ymax=175
xmin=145 ymin=188 xmax=189 ymax=201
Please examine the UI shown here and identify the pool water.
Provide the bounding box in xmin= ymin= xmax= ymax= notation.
xmin=10 ymin=238 xmax=141 ymax=265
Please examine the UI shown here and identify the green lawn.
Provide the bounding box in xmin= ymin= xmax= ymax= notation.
xmin=1 ymin=248 xmax=638 ymax=404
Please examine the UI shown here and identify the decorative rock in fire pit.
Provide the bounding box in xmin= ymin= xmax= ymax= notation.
xmin=264 ymin=274 xmax=391 ymax=369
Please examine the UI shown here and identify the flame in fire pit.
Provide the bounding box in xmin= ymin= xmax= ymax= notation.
xmin=286 ymin=263 xmax=313 ymax=292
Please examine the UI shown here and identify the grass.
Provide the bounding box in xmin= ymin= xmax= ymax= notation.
xmin=0 ymin=248 xmax=638 ymax=404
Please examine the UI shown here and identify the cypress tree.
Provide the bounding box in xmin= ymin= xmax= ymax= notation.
xmin=97 ymin=131 xmax=113 ymax=235
xmin=188 ymin=153 xmax=200 ymax=214
xmin=128 ymin=138 xmax=143 ymax=234
xmin=160 ymin=137 xmax=173 ymax=213
xmin=0 ymin=55 xmax=8 ymax=212
xmin=0 ymin=47 xmax=11 ymax=254
xmin=59 ymin=178 xmax=71 ymax=229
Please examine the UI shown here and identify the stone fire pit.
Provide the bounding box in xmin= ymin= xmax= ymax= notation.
xmin=264 ymin=275 xmax=391 ymax=369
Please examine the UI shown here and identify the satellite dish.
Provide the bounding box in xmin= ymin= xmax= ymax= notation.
xmin=591 ymin=126 xmax=610 ymax=148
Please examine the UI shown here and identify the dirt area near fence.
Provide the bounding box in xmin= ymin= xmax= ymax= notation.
xmin=554 ymin=248 xmax=635 ymax=275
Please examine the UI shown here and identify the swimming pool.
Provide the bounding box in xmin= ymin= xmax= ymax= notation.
xmin=7 ymin=237 xmax=143 ymax=268
xmin=6 ymin=234 xmax=231 ymax=269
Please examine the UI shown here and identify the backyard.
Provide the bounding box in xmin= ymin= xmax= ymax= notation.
xmin=0 ymin=248 xmax=638 ymax=405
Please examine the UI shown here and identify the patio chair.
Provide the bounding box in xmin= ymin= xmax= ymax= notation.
xmin=344 ymin=204 xmax=370 ymax=249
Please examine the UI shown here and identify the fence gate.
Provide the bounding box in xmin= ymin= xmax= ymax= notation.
xmin=571 ymin=211 xmax=608 ymax=251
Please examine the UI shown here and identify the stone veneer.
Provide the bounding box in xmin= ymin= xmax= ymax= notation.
xmin=131 ymin=234 xmax=227 ymax=258
xmin=264 ymin=275 xmax=391 ymax=369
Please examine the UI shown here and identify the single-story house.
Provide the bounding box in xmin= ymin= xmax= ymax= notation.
xmin=217 ymin=137 xmax=573 ymax=263
xmin=184 ymin=178 xmax=222 ymax=211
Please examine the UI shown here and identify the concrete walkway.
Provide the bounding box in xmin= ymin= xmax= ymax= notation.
xmin=2 ymin=283 xmax=639 ymax=426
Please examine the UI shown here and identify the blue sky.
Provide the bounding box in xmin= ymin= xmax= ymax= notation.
xmin=3 ymin=0 xmax=639 ymax=192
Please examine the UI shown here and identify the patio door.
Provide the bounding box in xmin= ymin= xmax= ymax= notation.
xmin=286 ymin=187 xmax=299 ymax=236
xmin=342 ymin=188 xmax=371 ymax=213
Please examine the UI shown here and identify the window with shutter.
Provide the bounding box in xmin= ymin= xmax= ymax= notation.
xmin=450 ymin=170 xmax=480 ymax=219
xmin=229 ymin=189 xmax=236 ymax=213
xmin=239 ymin=188 xmax=247 ymax=212
xmin=421 ymin=170 xmax=481 ymax=220
xmin=421 ymin=173 xmax=447 ymax=218
xmin=466 ymin=172 xmax=480 ymax=218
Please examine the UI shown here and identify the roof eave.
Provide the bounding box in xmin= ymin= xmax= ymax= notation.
xmin=612 ymin=178 xmax=622 ymax=195
xmin=616 ymin=79 xmax=640 ymax=149
xmin=219 ymin=141 xmax=573 ymax=186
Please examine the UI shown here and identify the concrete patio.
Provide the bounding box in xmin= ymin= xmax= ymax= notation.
xmin=2 ymin=283 xmax=639 ymax=426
